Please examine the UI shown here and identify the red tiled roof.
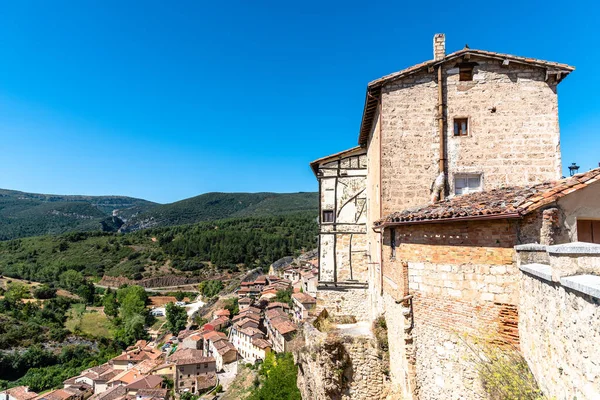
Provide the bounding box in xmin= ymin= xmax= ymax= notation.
xmin=270 ymin=316 xmax=297 ymax=335
xmin=375 ymin=169 xmax=600 ymax=226
xmin=112 ymin=350 xmax=150 ymax=362
xmin=125 ymin=375 xmax=163 ymax=390
xmin=232 ymin=311 xmax=261 ymax=323
xmin=203 ymin=330 xmax=227 ymax=341
xmin=252 ymin=338 xmax=272 ymax=349
xmin=170 ymin=349 xmax=214 ymax=366
xmin=3 ymin=387 xmax=38 ymax=400
xmin=214 ymin=309 xmax=230 ymax=317
xmin=36 ymin=389 xmax=74 ymax=400
xmin=267 ymin=302 xmax=290 ymax=309
xmin=359 ymin=46 xmax=575 ymax=146
xmin=136 ymin=389 xmax=168 ymax=399
xmin=196 ymin=373 xmax=217 ymax=390
xmin=292 ymin=292 xmax=316 ymax=304
xmin=265 ymin=308 xmax=288 ymax=320
xmin=236 ymin=318 xmax=260 ymax=329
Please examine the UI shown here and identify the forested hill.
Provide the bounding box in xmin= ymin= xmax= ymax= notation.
xmin=0 ymin=190 xmax=318 ymax=240
xmin=0 ymin=189 xmax=155 ymax=240
xmin=118 ymin=192 xmax=318 ymax=232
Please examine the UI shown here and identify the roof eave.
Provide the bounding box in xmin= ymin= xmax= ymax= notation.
xmin=374 ymin=212 xmax=522 ymax=229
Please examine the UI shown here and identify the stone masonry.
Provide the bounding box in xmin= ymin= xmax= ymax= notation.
xmin=295 ymin=323 xmax=388 ymax=400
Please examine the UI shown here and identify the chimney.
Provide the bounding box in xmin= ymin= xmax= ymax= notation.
xmin=433 ymin=33 xmax=445 ymax=61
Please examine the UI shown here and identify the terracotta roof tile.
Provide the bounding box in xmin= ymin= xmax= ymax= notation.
xmin=2 ymin=387 xmax=38 ymax=400
xmin=375 ymin=168 xmax=600 ymax=226
xmin=251 ymin=338 xmax=272 ymax=349
xmin=292 ymin=292 xmax=316 ymax=304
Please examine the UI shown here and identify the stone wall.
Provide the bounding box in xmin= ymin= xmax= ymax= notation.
xmin=517 ymin=242 xmax=600 ymax=399
xmin=378 ymin=219 xmax=524 ymax=399
xmin=380 ymin=58 xmax=561 ymax=216
xmin=295 ymin=322 xmax=389 ymax=400
xmin=316 ymin=286 xmax=370 ymax=322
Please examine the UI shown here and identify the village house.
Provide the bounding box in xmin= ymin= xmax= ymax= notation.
xmin=123 ymin=375 xmax=163 ymax=396
xmin=63 ymin=363 xmax=119 ymax=395
xmin=202 ymin=315 xmax=229 ymax=332
xmin=238 ymin=297 xmax=253 ymax=310
xmin=299 ymin=269 xmax=318 ymax=297
xmin=311 ymin=33 xmax=593 ymax=399
xmin=34 ymin=389 xmax=82 ymax=400
xmin=291 ymin=292 xmax=316 ymax=323
xmin=202 ymin=331 xmax=237 ymax=371
xmin=181 ymin=332 xmax=203 ymax=350
xmin=229 ymin=323 xmax=269 ymax=363
xmin=0 ymin=387 xmax=38 ymax=400
xmin=167 ymin=348 xmax=216 ymax=394
xmin=212 ymin=309 xmax=230 ymax=320
xmin=264 ymin=308 xmax=297 ymax=353
xmin=282 ymin=266 xmax=302 ymax=283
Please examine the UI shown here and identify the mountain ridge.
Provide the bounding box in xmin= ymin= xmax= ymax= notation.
xmin=0 ymin=188 xmax=318 ymax=240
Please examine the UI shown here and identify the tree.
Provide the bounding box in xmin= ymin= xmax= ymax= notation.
xmin=249 ymin=352 xmax=301 ymax=400
xmin=115 ymin=314 xmax=146 ymax=346
xmin=165 ymin=303 xmax=188 ymax=335
xmin=102 ymin=290 xmax=118 ymax=318
xmin=113 ymin=285 xmax=149 ymax=344
xmin=198 ymin=280 xmax=223 ymax=298
xmin=223 ymin=298 xmax=239 ymax=317
xmin=5 ymin=282 xmax=29 ymax=304
xmin=273 ymin=288 xmax=293 ymax=306
xmin=116 ymin=285 xmax=148 ymax=320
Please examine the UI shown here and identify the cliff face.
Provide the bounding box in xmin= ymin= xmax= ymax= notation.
xmin=295 ymin=322 xmax=390 ymax=400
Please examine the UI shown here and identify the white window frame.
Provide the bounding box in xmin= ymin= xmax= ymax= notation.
xmin=454 ymin=173 xmax=482 ymax=195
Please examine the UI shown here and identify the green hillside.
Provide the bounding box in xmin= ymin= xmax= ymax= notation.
xmin=119 ymin=192 xmax=318 ymax=232
xmin=0 ymin=189 xmax=156 ymax=240
xmin=0 ymin=212 xmax=318 ymax=283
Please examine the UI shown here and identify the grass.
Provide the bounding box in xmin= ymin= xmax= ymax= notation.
xmin=65 ymin=306 xmax=114 ymax=339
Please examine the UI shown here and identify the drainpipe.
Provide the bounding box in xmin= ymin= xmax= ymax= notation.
xmin=432 ymin=65 xmax=446 ymax=203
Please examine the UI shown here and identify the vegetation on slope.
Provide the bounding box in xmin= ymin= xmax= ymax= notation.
xmin=249 ymin=352 xmax=302 ymax=400
xmin=0 ymin=212 xmax=317 ymax=282
xmin=0 ymin=189 xmax=317 ymax=240
xmin=119 ymin=192 xmax=318 ymax=232
xmin=0 ymin=189 xmax=156 ymax=240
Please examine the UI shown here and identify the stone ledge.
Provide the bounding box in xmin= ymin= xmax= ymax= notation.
xmin=560 ymin=275 xmax=600 ymax=299
xmin=547 ymin=242 xmax=600 ymax=255
xmin=520 ymin=263 xmax=553 ymax=282
xmin=515 ymin=243 xmax=548 ymax=252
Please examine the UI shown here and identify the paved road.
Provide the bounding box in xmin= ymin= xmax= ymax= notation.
xmin=94 ymin=283 xmax=199 ymax=293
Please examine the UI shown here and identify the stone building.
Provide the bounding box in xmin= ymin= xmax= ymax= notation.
xmin=310 ymin=34 xmax=598 ymax=399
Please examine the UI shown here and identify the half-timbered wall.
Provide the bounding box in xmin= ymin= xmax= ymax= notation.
xmin=317 ymin=149 xmax=368 ymax=284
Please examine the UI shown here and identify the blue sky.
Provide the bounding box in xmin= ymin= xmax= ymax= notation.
xmin=0 ymin=1 xmax=597 ymax=203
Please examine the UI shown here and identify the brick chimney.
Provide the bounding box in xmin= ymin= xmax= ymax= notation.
xmin=433 ymin=33 xmax=445 ymax=61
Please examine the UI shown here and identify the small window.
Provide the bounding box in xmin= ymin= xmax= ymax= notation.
xmin=454 ymin=174 xmax=481 ymax=195
xmin=454 ymin=118 xmax=468 ymax=136
xmin=322 ymin=210 xmax=334 ymax=223
xmin=459 ymin=63 xmax=475 ymax=81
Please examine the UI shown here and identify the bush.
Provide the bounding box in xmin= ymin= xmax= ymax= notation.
xmin=463 ymin=335 xmax=545 ymax=400
xmin=33 ymin=285 xmax=57 ymax=300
